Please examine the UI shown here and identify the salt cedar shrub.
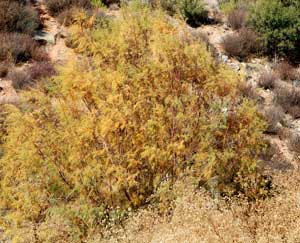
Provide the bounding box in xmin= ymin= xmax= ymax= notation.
xmin=0 ymin=5 xmax=267 ymax=241
xmin=0 ymin=32 xmax=48 ymax=63
xmin=227 ymin=7 xmax=247 ymax=30
xmin=249 ymin=0 xmax=300 ymax=62
xmin=0 ymin=0 xmax=40 ymax=35
xmin=45 ymin=0 xmax=92 ymax=16
xmin=221 ymin=28 xmax=261 ymax=60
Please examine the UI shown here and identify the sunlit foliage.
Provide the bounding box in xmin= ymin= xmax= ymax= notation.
xmin=0 ymin=3 xmax=266 ymax=242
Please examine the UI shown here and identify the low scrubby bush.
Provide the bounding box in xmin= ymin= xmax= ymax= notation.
xmin=262 ymin=105 xmax=285 ymax=134
xmin=57 ymin=7 xmax=79 ymax=26
xmin=238 ymin=81 xmax=260 ymax=101
xmin=258 ymin=71 xmax=277 ymax=90
xmin=289 ymin=133 xmax=300 ymax=153
xmin=45 ymin=0 xmax=92 ymax=16
xmin=159 ymin=0 xmax=179 ymax=15
xmin=8 ymin=62 xmax=56 ymax=89
xmin=7 ymin=69 xmax=32 ymax=90
xmin=0 ymin=62 xmax=9 ymax=78
xmin=274 ymin=84 xmax=300 ymax=118
xmin=179 ymin=0 xmax=209 ymax=27
xmin=275 ymin=61 xmax=298 ymax=81
xmin=221 ymin=28 xmax=261 ymax=60
xmin=0 ymin=33 xmax=48 ymax=63
xmin=0 ymin=0 xmax=40 ymax=35
xmin=29 ymin=61 xmax=56 ymax=80
xmin=227 ymin=7 xmax=247 ymax=30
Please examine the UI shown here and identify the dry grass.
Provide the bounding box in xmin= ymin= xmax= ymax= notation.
xmin=262 ymin=105 xmax=285 ymax=134
xmin=100 ymin=172 xmax=300 ymax=243
xmin=275 ymin=61 xmax=298 ymax=81
xmin=227 ymin=8 xmax=247 ymax=30
xmin=258 ymin=71 xmax=278 ymax=90
xmin=274 ymin=83 xmax=300 ymax=118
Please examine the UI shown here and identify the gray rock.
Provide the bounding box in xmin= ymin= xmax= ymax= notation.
xmin=228 ymin=62 xmax=240 ymax=71
xmin=293 ymin=80 xmax=300 ymax=87
xmin=220 ymin=54 xmax=229 ymax=63
xmin=33 ymin=31 xmax=55 ymax=45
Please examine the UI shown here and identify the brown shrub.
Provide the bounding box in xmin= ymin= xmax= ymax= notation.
xmin=0 ymin=1 xmax=40 ymax=35
xmin=258 ymin=71 xmax=277 ymax=90
xmin=221 ymin=28 xmax=261 ymax=60
xmin=227 ymin=8 xmax=247 ymax=30
xmin=8 ymin=62 xmax=56 ymax=90
xmin=0 ymin=62 xmax=10 ymax=78
xmin=275 ymin=61 xmax=298 ymax=81
xmin=45 ymin=0 xmax=92 ymax=16
xmin=28 ymin=62 xmax=56 ymax=81
xmin=0 ymin=33 xmax=48 ymax=63
xmin=274 ymin=84 xmax=300 ymax=118
xmin=262 ymin=105 xmax=285 ymax=134
xmin=7 ymin=69 xmax=32 ymax=90
xmin=238 ymin=81 xmax=260 ymax=101
xmin=289 ymin=133 xmax=300 ymax=153
xmin=57 ymin=8 xmax=78 ymax=26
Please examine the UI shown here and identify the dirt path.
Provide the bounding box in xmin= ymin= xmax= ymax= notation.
xmin=34 ymin=0 xmax=75 ymax=63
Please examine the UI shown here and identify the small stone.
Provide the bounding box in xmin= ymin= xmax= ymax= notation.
xmin=228 ymin=62 xmax=240 ymax=71
xmin=220 ymin=54 xmax=229 ymax=63
xmin=33 ymin=31 xmax=55 ymax=45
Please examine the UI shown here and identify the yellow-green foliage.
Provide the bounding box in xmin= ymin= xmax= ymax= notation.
xmin=0 ymin=4 xmax=266 ymax=242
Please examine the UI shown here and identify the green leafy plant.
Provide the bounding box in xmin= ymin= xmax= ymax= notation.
xmin=179 ymin=0 xmax=209 ymax=27
xmin=248 ymin=0 xmax=300 ymax=61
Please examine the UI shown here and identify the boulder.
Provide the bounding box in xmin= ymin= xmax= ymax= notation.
xmin=33 ymin=31 xmax=55 ymax=45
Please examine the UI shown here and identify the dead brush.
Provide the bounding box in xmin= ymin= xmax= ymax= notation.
xmin=221 ymin=28 xmax=261 ymax=60
xmin=274 ymin=84 xmax=300 ymax=118
xmin=289 ymin=133 xmax=300 ymax=153
xmin=227 ymin=8 xmax=247 ymax=30
xmin=262 ymin=105 xmax=285 ymax=134
xmin=238 ymin=81 xmax=261 ymax=101
xmin=258 ymin=71 xmax=278 ymax=90
xmin=275 ymin=61 xmax=298 ymax=81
